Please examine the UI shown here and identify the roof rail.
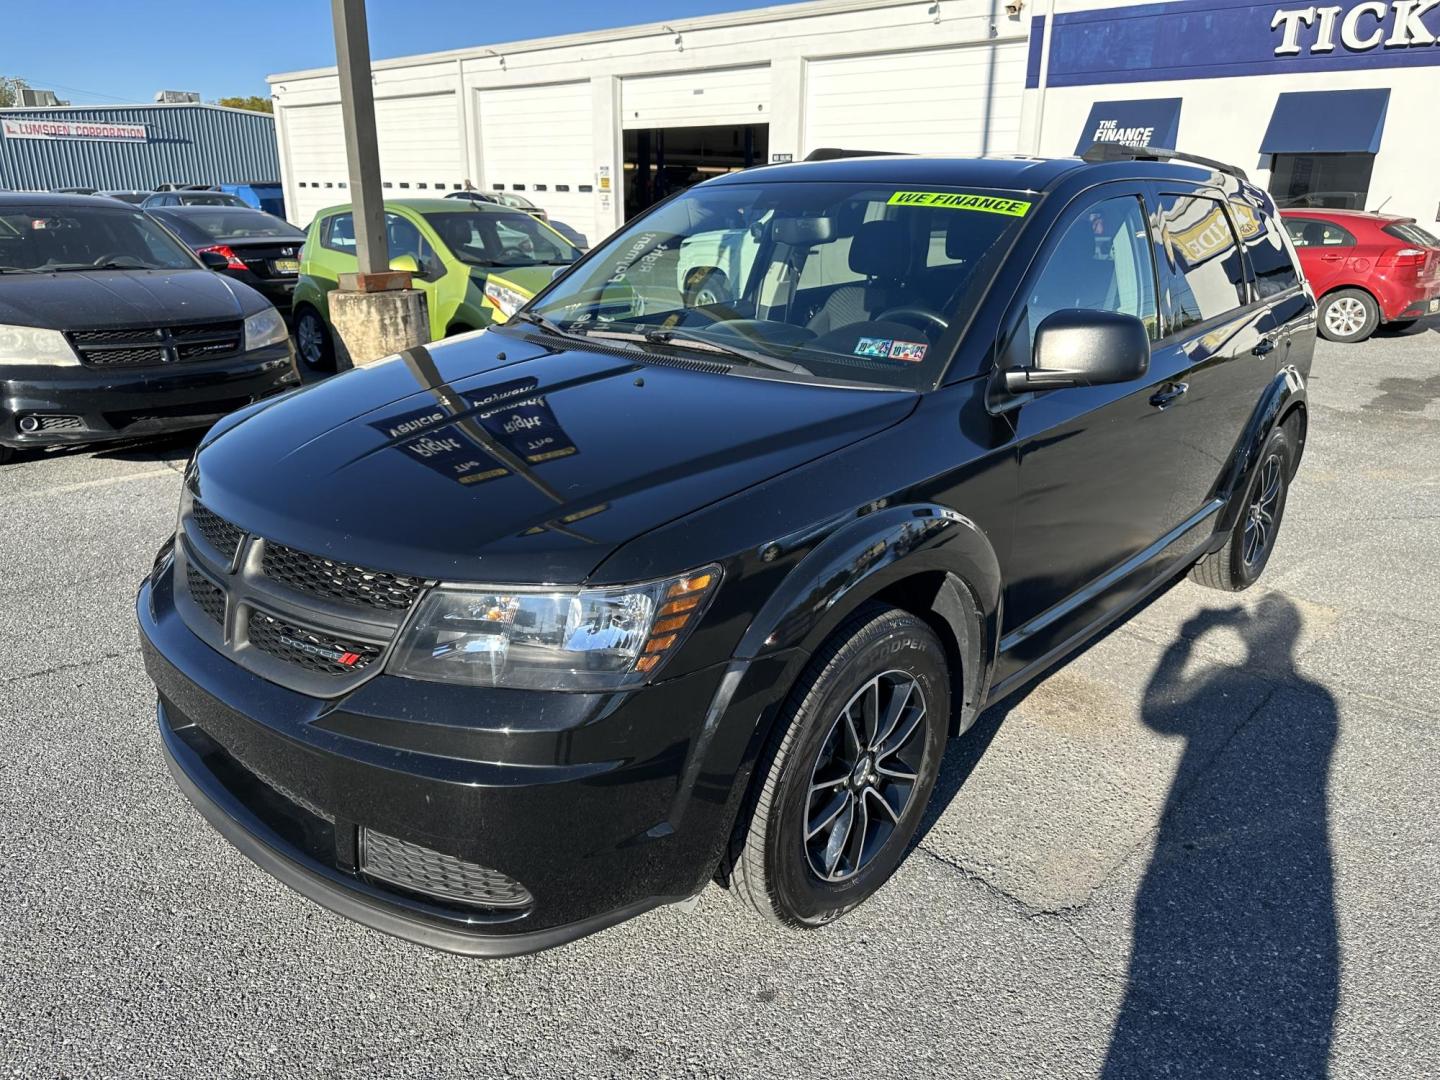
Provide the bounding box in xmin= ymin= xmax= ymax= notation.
xmin=803 ymin=147 xmax=909 ymax=162
xmin=1080 ymin=143 xmax=1248 ymax=182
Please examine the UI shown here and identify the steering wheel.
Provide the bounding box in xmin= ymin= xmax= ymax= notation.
xmin=875 ymin=306 xmax=950 ymax=334
xmin=92 ymin=252 xmax=140 ymax=268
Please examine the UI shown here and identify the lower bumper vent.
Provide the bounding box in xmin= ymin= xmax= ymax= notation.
xmin=360 ymin=829 xmax=533 ymax=910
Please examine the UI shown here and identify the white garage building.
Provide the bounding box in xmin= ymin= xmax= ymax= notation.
xmin=268 ymin=0 xmax=1440 ymax=242
xmin=267 ymin=0 xmax=1034 ymax=239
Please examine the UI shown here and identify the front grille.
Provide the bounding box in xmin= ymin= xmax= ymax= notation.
xmin=186 ymin=565 xmax=226 ymax=624
xmin=245 ymin=610 xmax=382 ymax=677
xmin=68 ymin=320 xmax=243 ymax=369
xmin=191 ymin=501 xmax=244 ymax=562
xmin=261 ymin=542 xmax=426 ymax=612
xmin=83 ymin=346 xmax=166 ymax=366
xmin=360 ymin=830 xmax=533 ymax=910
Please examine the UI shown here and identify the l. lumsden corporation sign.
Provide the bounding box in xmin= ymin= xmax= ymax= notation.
xmin=1 ymin=118 xmax=148 ymax=143
xmin=1030 ymin=0 xmax=1440 ymax=87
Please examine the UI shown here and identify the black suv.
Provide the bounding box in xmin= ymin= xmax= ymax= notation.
xmin=138 ymin=148 xmax=1314 ymax=956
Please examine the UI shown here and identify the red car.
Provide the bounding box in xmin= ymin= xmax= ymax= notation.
xmin=1280 ymin=209 xmax=1440 ymax=342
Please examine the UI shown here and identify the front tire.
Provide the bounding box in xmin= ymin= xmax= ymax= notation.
xmin=1318 ymin=288 xmax=1379 ymax=343
xmin=0 ymin=444 xmax=14 ymax=466
xmin=729 ymin=603 xmax=949 ymax=928
xmin=1190 ymin=425 xmax=1293 ymax=591
xmin=294 ymin=306 xmax=335 ymax=371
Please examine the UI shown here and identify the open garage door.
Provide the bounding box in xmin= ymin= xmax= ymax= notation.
xmin=620 ymin=66 xmax=771 ymax=220
xmin=479 ymin=82 xmax=598 ymax=248
xmin=376 ymin=94 xmax=461 ymax=196
xmin=803 ymin=44 xmax=1027 ymax=157
xmin=281 ymin=103 xmax=347 ymax=226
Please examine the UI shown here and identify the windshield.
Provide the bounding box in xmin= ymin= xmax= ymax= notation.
xmin=0 ymin=204 xmax=199 ymax=272
xmin=524 ymin=181 xmax=1033 ymax=389
xmin=423 ymin=210 xmax=579 ymax=267
xmin=163 ymin=208 xmax=303 ymax=241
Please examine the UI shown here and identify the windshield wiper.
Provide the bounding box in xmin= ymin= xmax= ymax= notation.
xmin=511 ymin=309 xmax=589 ymax=339
xmin=0 ymin=266 xmax=45 ymax=274
xmin=640 ymin=326 xmax=811 ymax=375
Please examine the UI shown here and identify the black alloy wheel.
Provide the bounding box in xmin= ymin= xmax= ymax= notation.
xmin=1241 ymin=453 xmax=1283 ymax=571
xmin=728 ymin=603 xmax=949 ymax=927
xmin=805 ymin=670 xmax=928 ymax=882
xmin=1191 ymin=423 xmax=1294 ymax=592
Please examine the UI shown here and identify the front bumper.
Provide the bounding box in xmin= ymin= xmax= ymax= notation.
xmin=138 ymin=561 xmax=801 ymax=957
xmin=0 ymin=344 xmax=298 ymax=449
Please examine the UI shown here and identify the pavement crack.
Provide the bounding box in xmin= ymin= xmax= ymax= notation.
xmin=1 ymin=651 xmax=132 ymax=685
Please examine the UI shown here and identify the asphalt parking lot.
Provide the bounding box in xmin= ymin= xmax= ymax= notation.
xmin=2 ymin=325 xmax=1438 ymax=1079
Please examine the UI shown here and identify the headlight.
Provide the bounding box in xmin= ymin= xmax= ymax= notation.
xmin=389 ymin=565 xmax=721 ymax=691
xmin=484 ymin=278 xmax=529 ymax=320
xmin=243 ymin=307 xmax=289 ymax=351
xmin=0 ymin=323 xmax=79 ymax=367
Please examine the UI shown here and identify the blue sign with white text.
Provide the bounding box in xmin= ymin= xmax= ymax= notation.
xmin=1030 ymin=0 xmax=1440 ymax=88
xmin=1075 ymin=98 xmax=1184 ymax=153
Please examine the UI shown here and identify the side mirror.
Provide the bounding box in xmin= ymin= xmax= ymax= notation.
xmin=198 ymin=249 xmax=229 ymax=272
xmin=1004 ymin=309 xmax=1150 ymax=393
xmin=389 ymin=254 xmax=420 ymax=275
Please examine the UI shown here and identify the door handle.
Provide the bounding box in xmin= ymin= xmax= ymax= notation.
xmin=1253 ymin=338 xmax=1276 ymax=356
xmin=1149 ymin=382 xmax=1189 ymax=409
xmin=1320 ymin=253 xmax=1344 ymax=262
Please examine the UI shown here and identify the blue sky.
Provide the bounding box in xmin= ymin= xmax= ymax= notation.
xmin=6 ymin=0 xmax=779 ymax=106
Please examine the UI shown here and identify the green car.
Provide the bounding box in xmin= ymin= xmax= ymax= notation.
xmin=291 ymin=198 xmax=582 ymax=369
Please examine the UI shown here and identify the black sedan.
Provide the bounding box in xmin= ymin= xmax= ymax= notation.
xmin=0 ymin=194 xmax=299 ymax=464
xmin=147 ymin=205 xmax=306 ymax=314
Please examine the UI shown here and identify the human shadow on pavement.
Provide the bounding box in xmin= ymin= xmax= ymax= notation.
xmin=1101 ymin=599 xmax=1339 ymax=1078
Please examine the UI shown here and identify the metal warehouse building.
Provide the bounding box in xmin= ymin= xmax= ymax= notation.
xmin=0 ymin=103 xmax=280 ymax=192
xmin=267 ymin=0 xmax=1439 ymax=242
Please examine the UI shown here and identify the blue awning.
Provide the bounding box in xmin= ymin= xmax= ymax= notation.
xmin=1074 ymin=98 xmax=1182 ymax=155
xmin=1260 ymin=89 xmax=1390 ymax=155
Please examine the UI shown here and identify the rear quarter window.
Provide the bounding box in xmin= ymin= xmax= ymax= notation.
xmin=1233 ymin=203 xmax=1300 ymax=298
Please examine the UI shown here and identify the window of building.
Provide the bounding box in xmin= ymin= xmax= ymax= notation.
xmin=1268 ymin=153 xmax=1375 ymax=211
xmin=1156 ymin=193 xmax=1247 ymax=333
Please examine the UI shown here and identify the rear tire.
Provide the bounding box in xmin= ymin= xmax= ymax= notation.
xmin=294 ymin=306 xmax=335 ymax=371
xmin=728 ymin=603 xmax=949 ymax=928
xmin=1190 ymin=425 xmax=1293 ymax=592
xmin=1318 ymin=288 xmax=1379 ymax=343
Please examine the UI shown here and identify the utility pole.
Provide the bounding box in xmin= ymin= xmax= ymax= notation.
xmin=326 ymin=0 xmax=428 ymax=367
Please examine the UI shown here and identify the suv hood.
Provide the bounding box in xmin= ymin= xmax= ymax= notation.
xmin=0 ymin=268 xmax=260 ymax=330
xmin=195 ymin=330 xmax=915 ymax=584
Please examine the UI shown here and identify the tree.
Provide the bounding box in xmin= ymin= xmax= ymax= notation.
xmin=215 ymin=95 xmax=273 ymax=114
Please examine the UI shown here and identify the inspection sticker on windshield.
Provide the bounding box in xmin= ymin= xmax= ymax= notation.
xmin=888 ymin=340 xmax=927 ymax=363
xmin=855 ymin=337 xmax=893 ymax=358
xmin=888 ymin=191 xmax=1032 ymax=217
